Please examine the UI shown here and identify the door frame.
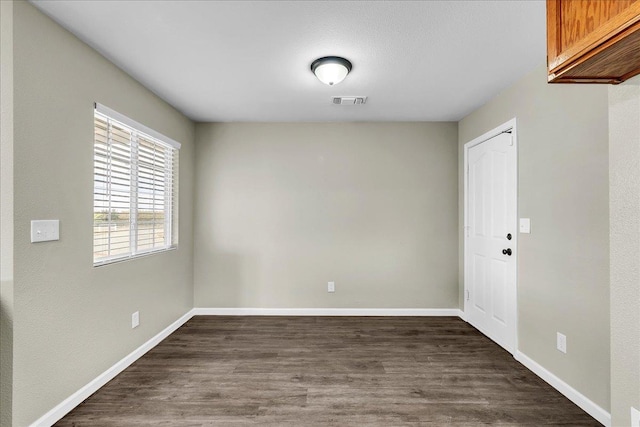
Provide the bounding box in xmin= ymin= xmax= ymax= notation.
xmin=463 ymin=117 xmax=519 ymax=355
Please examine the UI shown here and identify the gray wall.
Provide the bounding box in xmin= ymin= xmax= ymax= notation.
xmin=194 ymin=123 xmax=458 ymax=309
xmin=11 ymin=2 xmax=195 ymax=425
xmin=0 ymin=1 xmax=14 ymax=425
xmin=458 ymin=64 xmax=610 ymax=410
xmin=609 ymin=79 xmax=640 ymax=426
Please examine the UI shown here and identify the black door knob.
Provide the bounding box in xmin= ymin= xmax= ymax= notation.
xmin=507 ymin=233 xmax=512 ymax=240
xmin=502 ymin=248 xmax=512 ymax=256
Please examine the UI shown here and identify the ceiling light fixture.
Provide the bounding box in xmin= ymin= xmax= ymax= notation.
xmin=311 ymin=56 xmax=352 ymax=86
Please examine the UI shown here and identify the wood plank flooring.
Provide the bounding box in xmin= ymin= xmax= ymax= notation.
xmin=56 ymin=316 xmax=600 ymax=426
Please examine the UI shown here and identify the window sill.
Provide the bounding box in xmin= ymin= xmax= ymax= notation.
xmin=93 ymin=245 xmax=178 ymax=267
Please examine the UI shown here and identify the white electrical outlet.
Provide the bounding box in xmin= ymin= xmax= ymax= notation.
xmin=132 ymin=311 xmax=140 ymax=329
xmin=631 ymin=407 xmax=640 ymax=427
xmin=328 ymin=281 xmax=335 ymax=293
xmin=519 ymin=218 xmax=531 ymax=234
xmin=556 ymin=332 xmax=567 ymax=354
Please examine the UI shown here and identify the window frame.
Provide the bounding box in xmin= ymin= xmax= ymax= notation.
xmin=93 ymin=103 xmax=180 ymax=267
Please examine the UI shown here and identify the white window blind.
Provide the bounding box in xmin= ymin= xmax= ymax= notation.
xmin=93 ymin=104 xmax=179 ymax=266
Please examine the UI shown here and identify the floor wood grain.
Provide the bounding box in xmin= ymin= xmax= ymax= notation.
xmin=56 ymin=316 xmax=600 ymax=426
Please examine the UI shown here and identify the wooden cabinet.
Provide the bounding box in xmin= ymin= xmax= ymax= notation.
xmin=547 ymin=0 xmax=640 ymax=83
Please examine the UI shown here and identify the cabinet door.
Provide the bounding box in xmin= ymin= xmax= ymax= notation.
xmin=548 ymin=0 xmax=640 ymax=83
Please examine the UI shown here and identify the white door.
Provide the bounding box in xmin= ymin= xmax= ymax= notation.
xmin=465 ymin=129 xmax=517 ymax=353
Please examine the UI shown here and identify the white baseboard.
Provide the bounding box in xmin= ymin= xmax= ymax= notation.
xmin=514 ymin=351 xmax=610 ymax=427
xmin=192 ymin=307 xmax=463 ymax=317
xmin=30 ymin=309 xmax=195 ymax=427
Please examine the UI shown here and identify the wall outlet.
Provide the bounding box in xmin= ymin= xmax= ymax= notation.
xmin=132 ymin=311 xmax=140 ymax=329
xmin=631 ymin=407 xmax=640 ymax=427
xmin=556 ymin=332 xmax=567 ymax=353
xmin=519 ymin=218 xmax=531 ymax=234
xmin=328 ymin=281 xmax=335 ymax=293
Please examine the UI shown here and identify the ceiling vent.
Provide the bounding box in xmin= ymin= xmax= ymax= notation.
xmin=332 ymin=96 xmax=367 ymax=105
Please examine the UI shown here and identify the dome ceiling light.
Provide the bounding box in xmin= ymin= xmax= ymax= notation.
xmin=311 ymin=56 xmax=352 ymax=86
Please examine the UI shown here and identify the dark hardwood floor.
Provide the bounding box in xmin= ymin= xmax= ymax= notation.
xmin=56 ymin=316 xmax=600 ymax=426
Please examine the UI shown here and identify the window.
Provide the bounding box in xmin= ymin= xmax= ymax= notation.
xmin=93 ymin=103 xmax=180 ymax=266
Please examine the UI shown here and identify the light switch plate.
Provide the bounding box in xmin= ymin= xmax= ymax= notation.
xmin=631 ymin=407 xmax=640 ymax=427
xmin=519 ymin=218 xmax=531 ymax=234
xmin=30 ymin=220 xmax=60 ymax=243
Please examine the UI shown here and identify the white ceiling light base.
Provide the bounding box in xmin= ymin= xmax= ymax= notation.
xmin=311 ymin=56 xmax=352 ymax=86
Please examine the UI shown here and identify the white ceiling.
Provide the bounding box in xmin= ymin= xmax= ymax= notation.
xmin=31 ymin=0 xmax=546 ymax=122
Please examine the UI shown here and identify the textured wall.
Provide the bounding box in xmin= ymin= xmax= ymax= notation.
xmin=0 ymin=1 xmax=15 ymax=425
xmin=11 ymin=2 xmax=195 ymax=425
xmin=194 ymin=122 xmax=458 ymax=309
xmin=458 ymin=64 xmax=610 ymax=411
xmin=609 ymin=79 xmax=640 ymax=426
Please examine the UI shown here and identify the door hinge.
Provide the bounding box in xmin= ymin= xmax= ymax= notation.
xmin=466 ymin=289 xmax=470 ymax=301
xmin=464 ymin=226 xmax=470 ymax=237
